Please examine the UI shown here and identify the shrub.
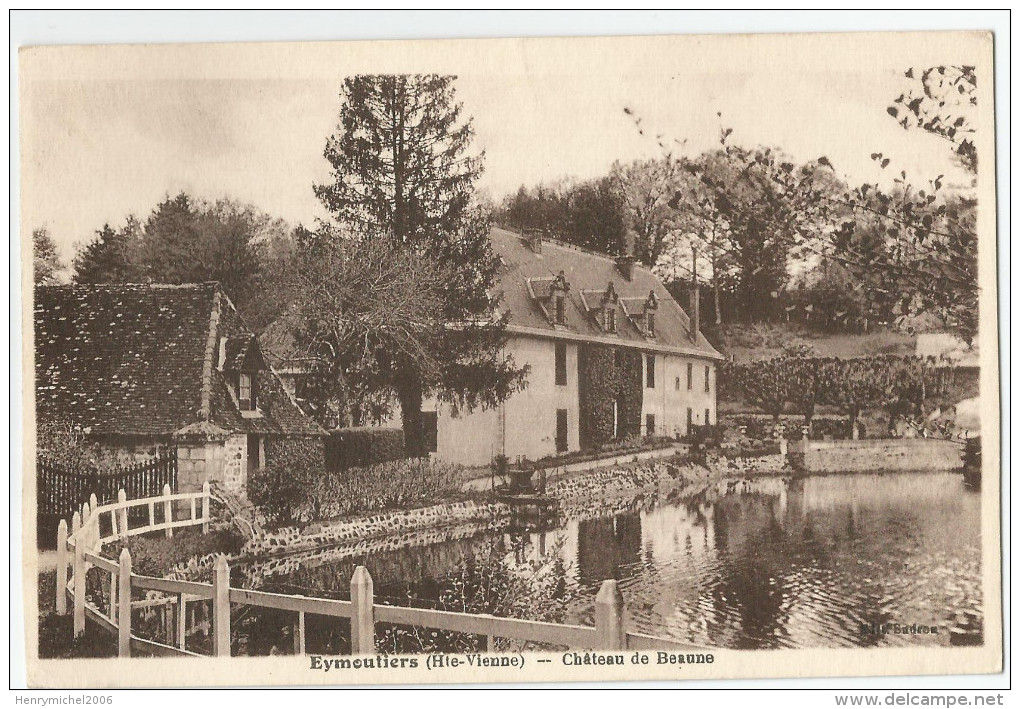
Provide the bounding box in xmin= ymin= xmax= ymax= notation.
xmin=375 ymin=539 xmax=579 ymax=653
xmin=248 ymin=461 xmax=314 ymax=528
xmin=325 ymin=427 xmax=406 ymax=470
xmin=684 ymin=424 xmax=724 ymax=447
xmin=310 ymin=458 xmax=462 ymax=520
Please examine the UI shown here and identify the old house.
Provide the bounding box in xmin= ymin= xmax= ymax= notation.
xmin=34 ymin=283 xmax=324 ymax=493
xmin=266 ymin=228 xmax=722 ymax=467
xmin=424 ymin=228 xmax=723 ymax=465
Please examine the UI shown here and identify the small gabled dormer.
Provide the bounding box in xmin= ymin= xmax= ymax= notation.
xmin=526 ymin=271 xmax=572 ymax=327
xmin=218 ymin=335 xmax=266 ymax=417
xmin=599 ymin=282 xmax=619 ymax=333
xmin=580 ymin=281 xmax=620 ymax=334
xmin=550 ymin=271 xmax=570 ymax=325
xmin=643 ymin=290 xmax=659 ymax=338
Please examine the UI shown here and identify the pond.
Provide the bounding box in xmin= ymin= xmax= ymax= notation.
xmin=235 ymin=471 xmax=982 ymax=653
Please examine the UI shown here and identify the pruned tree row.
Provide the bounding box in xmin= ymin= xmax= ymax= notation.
xmin=721 ymin=355 xmax=958 ymax=436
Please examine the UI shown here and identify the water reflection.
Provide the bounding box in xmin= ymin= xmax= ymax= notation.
xmin=252 ymin=472 xmax=982 ymax=650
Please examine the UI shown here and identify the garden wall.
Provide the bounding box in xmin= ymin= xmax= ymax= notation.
xmin=792 ymin=438 xmax=963 ymax=474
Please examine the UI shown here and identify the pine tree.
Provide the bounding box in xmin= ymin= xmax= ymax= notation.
xmin=73 ymin=219 xmax=140 ymax=284
xmin=33 ymin=227 xmax=62 ymax=286
xmin=313 ymin=74 xmax=528 ymax=453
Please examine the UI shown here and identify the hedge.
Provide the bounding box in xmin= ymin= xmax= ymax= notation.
xmin=325 ymin=427 xmax=407 ymax=471
xmin=310 ymin=458 xmax=462 ymax=520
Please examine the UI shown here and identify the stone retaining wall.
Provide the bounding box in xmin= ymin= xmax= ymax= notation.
xmin=792 ymin=438 xmax=963 ymax=474
xmin=705 ymin=453 xmax=789 ymax=477
xmin=243 ymin=498 xmax=512 ymax=558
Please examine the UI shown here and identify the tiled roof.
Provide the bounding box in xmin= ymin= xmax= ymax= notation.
xmin=490 ymin=228 xmax=722 ymax=359
xmin=35 ymin=283 xmax=323 ymax=437
xmin=261 ymin=228 xmax=723 ymax=366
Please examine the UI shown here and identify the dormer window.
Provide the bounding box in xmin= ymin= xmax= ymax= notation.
xmin=549 ymin=271 xmax=570 ymax=325
xmin=220 ymin=335 xmax=266 ymax=416
xmin=643 ymin=290 xmax=659 ymax=338
xmin=526 ymin=271 xmax=571 ymax=327
xmin=238 ymin=373 xmax=256 ymax=411
xmin=595 ymin=281 xmax=619 ymax=333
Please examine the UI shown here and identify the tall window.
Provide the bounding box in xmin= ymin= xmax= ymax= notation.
xmin=646 ymin=312 xmax=656 ymax=337
xmin=556 ymin=409 xmax=569 ymax=453
xmin=686 ymin=362 xmax=693 ymax=390
xmin=675 ymin=376 xmax=681 ymax=391
xmin=555 ymin=295 xmax=566 ymax=324
xmin=705 ymin=408 xmax=711 ymax=426
xmin=605 ymin=307 xmax=616 ymax=333
xmin=646 ymin=354 xmax=656 ymax=388
xmin=705 ymin=365 xmax=711 ymax=393
xmin=646 ymin=414 xmax=656 ymax=436
xmin=686 ymin=407 xmax=693 ymax=433
xmin=239 ymin=373 xmax=257 ymax=410
xmin=555 ymin=342 xmax=567 ymax=386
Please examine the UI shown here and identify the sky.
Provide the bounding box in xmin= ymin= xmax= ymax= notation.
xmin=19 ymin=33 xmax=981 ymax=266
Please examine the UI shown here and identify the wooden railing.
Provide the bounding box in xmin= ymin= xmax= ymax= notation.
xmin=57 ymin=486 xmax=701 ymax=657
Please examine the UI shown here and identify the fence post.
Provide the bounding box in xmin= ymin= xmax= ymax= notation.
xmin=163 ymin=484 xmax=174 ymax=538
xmin=118 ymin=548 xmax=132 ymax=657
xmin=89 ymin=493 xmax=98 ymax=516
xmin=350 ymin=566 xmax=375 ymax=654
xmin=72 ymin=511 xmax=86 ymax=636
xmin=294 ymin=609 xmax=306 ymax=656
xmin=55 ymin=519 xmax=68 ymax=616
xmin=202 ymin=481 xmax=211 ymax=534
xmin=109 ymin=568 xmax=118 ymax=623
xmin=212 ymin=555 xmax=230 ymax=657
xmin=178 ymin=594 xmax=188 ymax=651
xmin=594 ymin=579 xmax=626 ymax=650
xmin=118 ymin=489 xmax=129 ymax=539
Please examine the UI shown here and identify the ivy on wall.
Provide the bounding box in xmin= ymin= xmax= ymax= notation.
xmin=578 ymin=345 xmax=644 ymax=449
xmin=616 ymin=350 xmax=643 ymax=439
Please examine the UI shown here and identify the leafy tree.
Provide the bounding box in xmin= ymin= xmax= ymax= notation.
xmin=823 ymin=65 xmax=979 ymax=342
xmin=76 ymin=193 xmax=287 ymax=331
xmin=563 ymin=176 xmax=628 ymax=255
xmin=494 ymin=178 xmax=627 ymax=256
xmin=313 ymin=74 xmax=528 ymax=453
xmin=33 ymin=227 xmax=62 ymax=286
xmin=73 ymin=218 xmax=141 ymax=284
xmin=285 ymin=229 xmax=450 ymax=431
xmin=888 ymin=65 xmax=977 ymax=174
xmin=827 ymin=165 xmax=978 ymax=342
xmin=137 ymin=195 xmax=282 ymax=323
xmin=497 ymin=183 xmax=568 ymax=235
xmin=611 ymin=158 xmax=681 ymax=266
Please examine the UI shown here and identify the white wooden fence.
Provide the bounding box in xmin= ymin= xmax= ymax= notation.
xmin=57 ymin=485 xmax=701 ymax=657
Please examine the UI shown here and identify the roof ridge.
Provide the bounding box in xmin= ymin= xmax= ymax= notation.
xmin=37 ymin=282 xmax=220 ymax=291
xmin=490 ymin=227 xmax=661 ymax=277
xmin=198 ymin=289 xmax=221 ymax=422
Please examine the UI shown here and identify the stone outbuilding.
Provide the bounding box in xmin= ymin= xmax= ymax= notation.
xmin=34 ymin=282 xmax=324 ymax=493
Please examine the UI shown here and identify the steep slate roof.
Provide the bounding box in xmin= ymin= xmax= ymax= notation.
xmin=490 ymin=227 xmax=723 ymax=359
xmin=35 ymin=283 xmax=322 ymax=437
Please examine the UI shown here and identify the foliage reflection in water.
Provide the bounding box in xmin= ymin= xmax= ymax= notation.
xmin=233 ymin=471 xmax=981 ymax=654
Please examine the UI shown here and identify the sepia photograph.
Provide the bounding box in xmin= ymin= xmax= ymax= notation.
xmin=14 ymin=13 xmax=1005 ymax=692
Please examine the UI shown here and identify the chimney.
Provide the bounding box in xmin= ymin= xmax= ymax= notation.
xmin=689 ymin=286 xmax=701 ymax=343
xmin=522 ymin=228 xmax=543 ymax=254
xmin=616 ymin=255 xmax=636 ymax=281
